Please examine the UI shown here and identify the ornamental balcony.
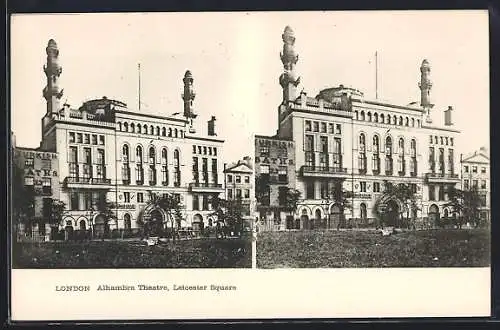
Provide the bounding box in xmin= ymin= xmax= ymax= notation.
xmin=64 ymin=176 xmax=112 ymax=189
xmin=300 ymin=165 xmax=349 ymax=178
xmin=424 ymin=172 xmax=460 ymax=183
xmin=188 ymin=182 xmax=224 ymax=192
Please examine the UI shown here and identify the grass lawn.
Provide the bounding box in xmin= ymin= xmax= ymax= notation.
xmin=13 ymin=237 xmax=252 ymax=268
xmin=256 ymin=229 xmax=490 ymax=268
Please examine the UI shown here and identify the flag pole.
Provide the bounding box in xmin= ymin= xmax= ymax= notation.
xmin=375 ymin=51 xmax=378 ymax=100
xmin=138 ymin=63 xmax=141 ymax=111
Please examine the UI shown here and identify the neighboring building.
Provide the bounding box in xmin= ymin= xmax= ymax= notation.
xmin=15 ymin=39 xmax=226 ymax=238
xmin=254 ymin=135 xmax=296 ymax=231
xmin=13 ymin=147 xmax=60 ymax=240
xmin=461 ymin=147 xmax=490 ymax=223
xmin=224 ymin=156 xmax=255 ymax=228
xmin=255 ymin=26 xmax=462 ymax=230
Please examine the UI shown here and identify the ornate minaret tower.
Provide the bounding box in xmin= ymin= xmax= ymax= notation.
xmin=43 ymin=39 xmax=64 ymax=116
xmin=182 ymin=70 xmax=197 ymax=132
xmin=279 ymin=26 xmax=301 ymax=104
xmin=419 ymin=59 xmax=434 ymax=123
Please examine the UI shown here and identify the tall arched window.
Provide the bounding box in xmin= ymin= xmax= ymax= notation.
xmin=150 ymin=125 xmax=154 ymax=135
xmin=161 ymin=148 xmax=168 ymax=186
xmin=367 ymin=112 xmax=372 ymax=122
xmin=162 ymin=127 xmax=166 ymax=136
xmin=385 ymin=136 xmax=393 ymax=175
xmin=130 ymin=123 xmax=135 ymax=133
xmin=136 ymin=146 xmax=143 ymax=163
xmin=173 ymin=149 xmax=181 ymax=187
xmin=410 ymin=139 xmax=417 ymax=176
xmin=374 ymin=113 xmax=378 ymax=123
xmin=124 ymin=214 xmax=131 ymax=231
xmin=398 ymin=138 xmax=405 ymax=175
xmin=149 ymin=147 xmax=156 ymax=185
xmin=137 ymin=124 xmax=142 ymax=133
xmin=358 ymin=133 xmax=367 ymax=174
xmin=360 ymin=111 xmax=365 ymax=121
xmin=135 ymin=146 xmax=144 ymax=185
xmin=123 ymin=122 xmax=129 ymax=132
xmin=122 ymin=145 xmax=130 ymax=184
xmin=372 ymin=135 xmax=380 ymax=174
xmin=156 ymin=126 xmax=160 ymax=136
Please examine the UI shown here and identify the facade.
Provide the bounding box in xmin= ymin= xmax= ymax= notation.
xmin=255 ymin=26 xmax=462 ymax=230
xmin=254 ymin=135 xmax=296 ymax=231
xmin=224 ymin=156 xmax=255 ymax=228
xmin=461 ymin=147 xmax=490 ymax=223
xmin=17 ymin=39 xmax=226 ymax=238
xmin=13 ymin=147 xmax=60 ymax=240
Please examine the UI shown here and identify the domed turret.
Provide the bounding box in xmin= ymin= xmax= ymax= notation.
xmin=279 ymin=26 xmax=301 ymax=103
xmin=419 ymin=58 xmax=433 ymax=116
xmin=182 ymin=69 xmax=196 ymax=119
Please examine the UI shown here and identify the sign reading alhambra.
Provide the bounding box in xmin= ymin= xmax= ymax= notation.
xmin=10 ymin=10 xmax=490 ymax=321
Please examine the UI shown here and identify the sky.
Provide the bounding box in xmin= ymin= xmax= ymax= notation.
xmin=11 ymin=11 xmax=489 ymax=160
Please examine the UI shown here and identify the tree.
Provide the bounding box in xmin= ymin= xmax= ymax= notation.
xmin=254 ymin=175 xmax=270 ymax=206
xmin=284 ymin=188 xmax=301 ymax=216
xmin=140 ymin=192 xmax=183 ymax=238
xmin=211 ymin=195 xmax=245 ymax=237
xmin=43 ymin=199 xmax=66 ymax=239
xmin=328 ymin=182 xmax=353 ymax=229
xmin=445 ymin=186 xmax=482 ymax=228
xmin=392 ymin=183 xmax=420 ymax=229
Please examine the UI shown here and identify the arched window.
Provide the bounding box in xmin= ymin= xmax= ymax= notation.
xmin=380 ymin=113 xmax=385 ymax=123
xmin=150 ymin=125 xmax=154 ymax=135
xmin=398 ymin=138 xmax=405 ymax=175
xmin=367 ymin=112 xmax=372 ymax=122
xmin=373 ymin=135 xmax=380 ymax=153
xmin=386 ymin=136 xmax=392 ymax=155
xmin=355 ymin=111 xmax=359 ymax=120
xmin=360 ymin=203 xmax=367 ymax=219
xmin=168 ymin=128 xmax=172 ymax=137
xmin=385 ymin=136 xmax=393 ymax=175
xmin=161 ymin=148 xmax=167 ymax=164
xmin=149 ymin=147 xmax=155 ymax=164
xmin=173 ymin=149 xmax=180 ymax=187
xmin=143 ymin=124 xmax=147 ymax=133
xmin=410 ymin=139 xmax=417 ymax=176
xmin=130 ymin=123 xmax=135 ymax=133
xmin=162 ymin=127 xmax=166 ymax=136
xmin=399 ymin=138 xmax=405 ymax=153
xmin=124 ymin=214 xmax=131 ymax=230
xmin=387 ymin=114 xmax=391 ymax=124
xmin=79 ymin=220 xmax=86 ymax=230
xmin=359 ymin=133 xmax=366 ymax=149
xmin=180 ymin=130 xmax=184 ymax=138
xmin=411 ymin=118 xmax=415 ymax=127
xmin=359 ymin=133 xmax=367 ymax=174
xmin=417 ymin=119 xmax=421 ymax=127
xmin=136 ymin=146 xmax=143 ymax=163
xmin=374 ymin=113 xmax=378 ymax=123
xmin=161 ymin=148 xmax=168 ymax=186
xmin=399 ymin=116 xmax=403 ymax=125
xmin=174 ymin=128 xmax=178 ymax=138
xmin=123 ymin=122 xmax=128 ymax=132
xmin=137 ymin=124 xmax=142 ymax=133
xmin=118 ymin=122 xmax=122 ymax=131
xmin=360 ymin=111 xmax=365 ymax=121
xmin=174 ymin=149 xmax=180 ymax=167
xmin=122 ymin=145 xmax=129 ymax=162
xmin=411 ymin=139 xmax=416 ymax=155
xmin=405 ymin=117 xmax=409 ymax=126
xmin=393 ymin=115 xmax=397 ymax=125
xmin=156 ymin=126 xmax=160 ymax=136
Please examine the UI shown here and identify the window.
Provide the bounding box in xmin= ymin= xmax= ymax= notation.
xmin=137 ymin=125 xmax=142 ymax=133
xmin=192 ymin=195 xmax=199 ymax=210
xmin=305 ymin=120 xmax=311 ymax=131
xmin=481 ymin=167 xmax=486 ymax=174
xmin=213 ymin=148 xmax=217 ymax=156
xmin=227 ymin=174 xmax=233 ymax=183
xmin=464 ymin=165 xmax=469 ymax=173
xmin=373 ymin=182 xmax=380 ymax=193
xmin=208 ymin=147 xmax=212 ymax=156
xmin=228 ymin=189 xmax=233 ymax=199
xmin=136 ymin=146 xmax=143 ymax=163
xmin=149 ymin=147 xmax=155 ymax=164
xmin=137 ymin=193 xmax=144 ymax=203
xmin=428 ymin=185 xmax=435 ymax=201
xmin=260 ymin=165 xmax=270 ymax=174
xmin=328 ymin=123 xmax=334 ymax=134
xmin=84 ymin=134 xmax=90 ymax=144
xmin=450 ymin=138 xmax=454 ymax=146
xmin=321 ymin=122 xmax=327 ymax=133
xmin=473 ymin=180 xmax=478 ymax=188
xmin=97 ymin=149 xmax=105 ymax=165
xmin=236 ymin=189 xmax=242 ymax=199
xmin=464 ymin=179 xmax=469 ymax=190
xmin=245 ymin=176 xmax=250 ymax=183
xmin=124 ymin=192 xmax=130 ymax=203
xmin=335 ymin=124 xmax=341 ymax=134
xmin=99 ymin=135 xmax=105 ymax=145
xmin=279 ymin=186 xmax=288 ymax=206
xmin=473 ymin=166 xmax=478 ymax=173
xmin=306 ymin=181 xmax=314 ymax=199
xmin=203 ymin=146 xmax=207 ymax=155
xmin=260 ymin=146 xmax=270 ymax=156
xmin=193 ymin=145 xmax=196 ymax=154
xmin=481 ymin=180 xmax=487 ymax=189
xmin=244 ymin=189 xmax=250 ymax=198
xmin=360 ymin=181 xmax=367 ymax=192
xmin=24 ymin=158 xmax=34 ymax=167
xmin=77 ymin=133 xmax=83 ymax=143
xmin=92 ymin=134 xmax=97 ymax=145
xmin=69 ymin=132 xmax=75 ymax=143
xmin=313 ymin=121 xmax=319 ymax=132
xmin=24 ymin=177 xmax=34 ymax=185
xmin=445 ymin=137 xmax=449 ymax=145
xmin=438 ymin=185 xmax=445 ymax=201
xmin=278 ymin=166 xmax=287 ymax=182
xmin=236 ymin=175 xmax=241 ymax=183
xmin=305 ymin=135 xmax=314 ymax=152
xmin=70 ymin=192 xmax=79 ymax=210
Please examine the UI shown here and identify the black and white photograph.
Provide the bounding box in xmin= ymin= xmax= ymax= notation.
xmin=9 ymin=10 xmax=491 ymax=321
xmin=11 ymin=13 xmax=258 ymax=269
xmin=253 ymin=12 xmax=490 ymax=268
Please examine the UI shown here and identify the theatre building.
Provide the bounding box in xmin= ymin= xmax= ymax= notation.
xmin=255 ymin=26 xmax=461 ymax=230
xmin=18 ymin=39 xmax=225 ymax=238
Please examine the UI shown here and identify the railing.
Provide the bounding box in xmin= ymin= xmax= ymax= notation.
xmin=301 ymin=166 xmax=348 ymax=174
xmin=189 ymin=182 xmax=223 ymax=188
xmin=65 ymin=177 xmax=111 ymax=185
xmin=425 ymin=172 xmax=459 ymax=180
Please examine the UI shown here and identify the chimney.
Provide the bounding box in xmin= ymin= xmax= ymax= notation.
xmin=300 ymin=91 xmax=307 ymax=107
xmin=208 ymin=116 xmax=216 ymax=136
xmin=444 ymin=105 xmax=453 ymax=126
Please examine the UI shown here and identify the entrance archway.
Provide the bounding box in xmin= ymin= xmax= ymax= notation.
xmin=79 ymin=220 xmax=86 ymax=231
xmin=192 ymin=213 xmax=204 ymax=231
xmin=313 ymin=209 xmax=321 ymax=230
xmin=429 ymin=204 xmax=440 ymax=227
